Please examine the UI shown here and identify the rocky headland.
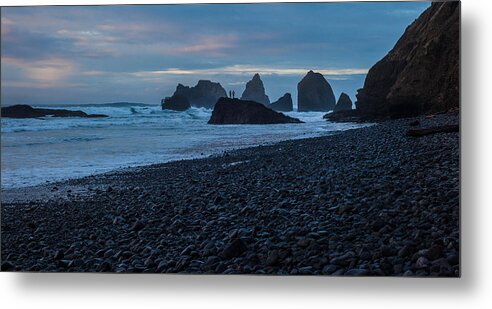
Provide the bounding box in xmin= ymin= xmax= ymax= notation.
xmin=208 ymin=98 xmax=302 ymax=124
xmin=355 ymin=2 xmax=459 ymax=119
xmin=1 ymin=105 xmax=108 ymax=118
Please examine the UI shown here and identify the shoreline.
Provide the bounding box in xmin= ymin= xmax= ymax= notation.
xmin=1 ymin=109 xmax=358 ymax=191
xmin=1 ymin=113 xmax=460 ymax=275
xmin=1 ymin=124 xmax=368 ymax=203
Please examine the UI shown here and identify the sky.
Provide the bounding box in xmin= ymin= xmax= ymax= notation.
xmin=1 ymin=2 xmax=430 ymax=106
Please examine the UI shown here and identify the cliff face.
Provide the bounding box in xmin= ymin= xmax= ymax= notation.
xmin=240 ymin=73 xmax=270 ymax=106
xmin=297 ymin=70 xmax=336 ymax=112
xmin=356 ymin=2 xmax=460 ymax=119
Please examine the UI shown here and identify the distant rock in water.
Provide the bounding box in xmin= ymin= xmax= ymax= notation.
xmin=161 ymin=94 xmax=191 ymax=111
xmin=355 ymin=2 xmax=460 ymax=119
xmin=1 ymin=105 xmax=108 ymax=118
xmin=297 ymin=70 xmax=336 ymax=112
xmin=333 ymin=93 xmax=353 ymax=112
xmin=269 ymin=93 xmax=293 ymax=112
xmin=173 ymin=80 xmax=227 ymax=109
xmin=240 ymin=73 xmax=270 ymax=106
xmin=208 ymin=98 xmax=303 ymax=125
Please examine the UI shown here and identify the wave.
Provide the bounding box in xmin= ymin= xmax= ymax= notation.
xmin=42 ymin=102 xmax=157 ymax=108
xmin=1 ymin=106 xmax=213 ymax=133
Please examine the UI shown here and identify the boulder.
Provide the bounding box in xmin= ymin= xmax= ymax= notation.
xmin=173 ymin=80 xmax=227 ymax=109
xmin=269 ymin=93 xmax=293 ymax=112
xmin=297 ymin=70 xmax=336 ymax=112
xmin=161 ymin=94 xmax=191 ymax=111
xmin=333 ymin=92 xmax=353 ymax=112
xmin=208 ymin=98 xmax=303 ymax=125
xmin=1 ymin=105 xmax=108 ymax=118
xmin=240 ymin=73 xmax=270 ymax=106
xmin=355 ymin=2 xmax=460 ymax=119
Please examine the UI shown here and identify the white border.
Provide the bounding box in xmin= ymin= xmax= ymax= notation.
xmin=2 ymin=0 xmax=492 ymax=308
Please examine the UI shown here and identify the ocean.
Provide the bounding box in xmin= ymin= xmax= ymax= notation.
xmin=1 ymin=103 xmax=367 ymax=189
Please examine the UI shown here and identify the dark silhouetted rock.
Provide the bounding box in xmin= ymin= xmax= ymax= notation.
xmin=221 ymin=238 xmax=247 ymax=259
xmin=269 ymin=93 xmax=293 ymax=112
xmin=161 ymin=94 xmax=191 ymax=111
xmin=333 ymin=92 xmax=353 ymax=112
xmin=1 ymin=105 xmax=108 ymax=118
xmin=355 ymin=2 xmax=460 ymax=119
xmin=173 ymin=80 xmax=227 ymax=109
xmin=322 ymin=109 xmax=373 ymax=123
xmin=240 ymin=73 xmax=270 ymax=106
xmin=208 ymin=98 xmax=303 ymax=125
xmin=1 ymin=261 xmax=15 ymax=271
xmin=297 ymin=70 xmax=336 ymax=112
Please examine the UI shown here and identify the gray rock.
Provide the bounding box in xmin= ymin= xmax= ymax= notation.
xmin=297 ymin=70 xmax=336 ymax=112
xmin=241 ymin=73 xmax=270 ymax=106
xmin=221 ymin=239 xmax=247 ymax=259
xmin=208 ymin=98 xmax=303 ymax=124
xmin=161 ymin=94 xmax=191 ymax=111
xmin=1 ymin=261 xmax=15 ymax=271
xmin=322 ymin=264 xmax=338 ymax=275
xmin=266 ymin=250 xmax=279 ymax=266
xmin=345 ymin=268 xmax=369 ymax=276
xmin=131 ymin=220 xmax=146 ymax=231
xmin=173 ymin=80 xmax=227 ymax=109
xmin=269 ymin=93 xmax=293 ymax=112
xmin=333 ymin=92 xmax=353 ymax=112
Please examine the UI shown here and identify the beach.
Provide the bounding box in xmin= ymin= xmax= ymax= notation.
xmin=1 ymin=113 xmax=459 ymax=276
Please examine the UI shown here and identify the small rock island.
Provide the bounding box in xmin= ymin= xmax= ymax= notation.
xmin=208 ymin=98 xmax=303 ymax=124
xmin=1 ymin=105 xmax=108 ymax=118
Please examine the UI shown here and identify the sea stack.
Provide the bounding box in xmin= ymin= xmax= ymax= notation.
xmin=297 ymin=70 xmax=336 ymax=112
xmin=240 ymin=73 xmax=270 ymax=106
xmin=161 ymin=94 xmax=191 ymax=111
xmin=208 ymin=98 xmax=303 ymax=124
xmin=172 ymin=80 xmax=227 ymax=109
xmin=269 ymin=93 xmax=293 ymax=112
xmin=355 ymin=2 xmax=460 ymax=119
xmin=333 ymin=93 xmax=353 ymax=112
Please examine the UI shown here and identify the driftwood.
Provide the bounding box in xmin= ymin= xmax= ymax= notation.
xmin=406 ymin=124 xmax=459 ymax=137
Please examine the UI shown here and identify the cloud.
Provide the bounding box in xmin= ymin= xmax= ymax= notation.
xmin=173 ymin=34 xmax=238 ymax=56
xmin=386 ymin=9 xmax=424 ymax=17
xmin=129 ymin=64 xmax=368 ymax=77
xmin=2 ymin=56 xmax=78 ymax=88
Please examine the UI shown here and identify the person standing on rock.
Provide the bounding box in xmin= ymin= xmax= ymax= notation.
xmin=232 ymin=90 xmax=235 ymax=99
xmin=229 ymin=90 xmax=232 ymax=98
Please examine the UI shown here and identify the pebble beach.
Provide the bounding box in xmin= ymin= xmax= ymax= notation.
xmin=1 ymin=113 xmax=460 ymax=276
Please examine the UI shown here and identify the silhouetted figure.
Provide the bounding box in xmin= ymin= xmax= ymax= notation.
xmin=229 ymin=90 xmax=232 ymax=98
xmin=232 ymin=90 xmax=235 ymax=99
